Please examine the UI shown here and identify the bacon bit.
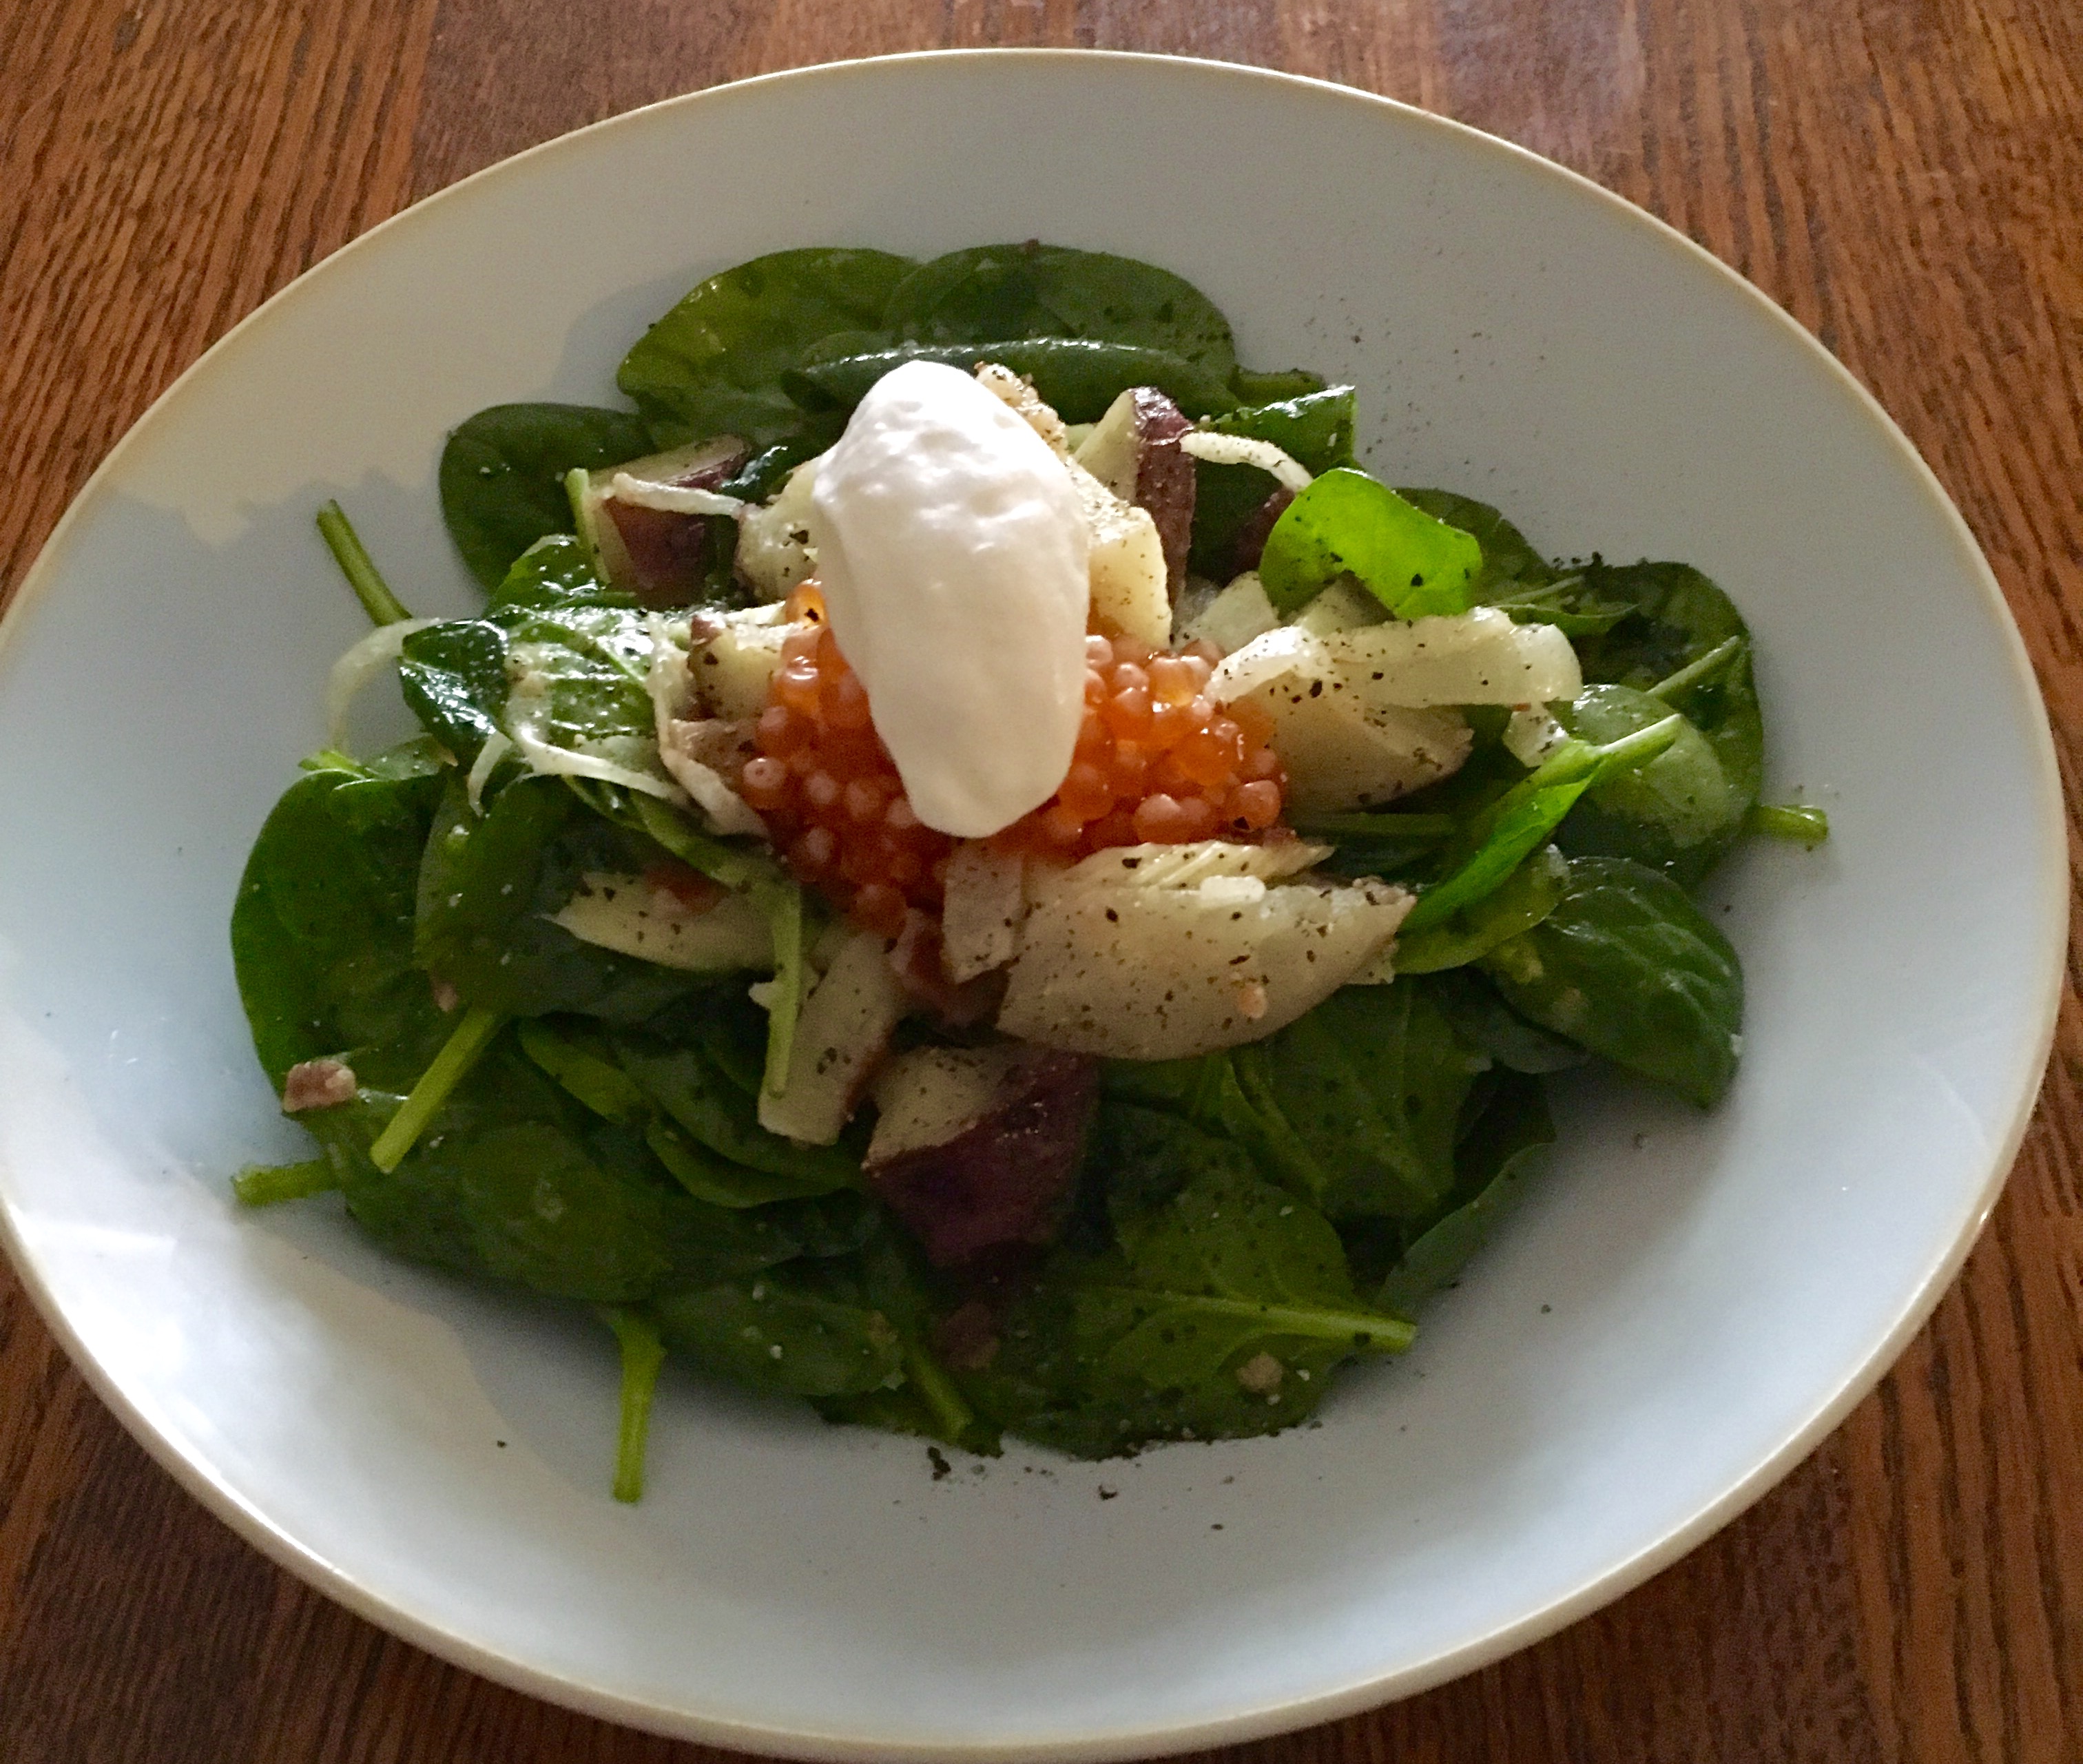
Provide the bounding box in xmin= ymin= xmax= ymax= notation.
xmin=1235 ymin=1351 xmax=1284 ymax=1394
xmin=429 ymin=976 xmax=459 ymax=1013
xmin=1234 ymin=979 xmax=1270 ymax=1021
xmin=282 ymin=1059 xmax=357 ymax=1113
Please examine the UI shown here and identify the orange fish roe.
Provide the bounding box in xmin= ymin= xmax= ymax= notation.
xmin=997 ymin=633 xmax=1287 ymax=862
xmin=743 ymin=622 xmax=1289 ymax=937
xmin=743 ymin=623 xmax=955 ymax=940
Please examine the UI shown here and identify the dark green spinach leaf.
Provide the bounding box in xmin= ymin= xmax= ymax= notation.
xmin=309 ymin=1045 xmax=682 ymax=1303
xmin=231 ymin=756 xmax=448 ymax=1090
xmin=1252 ymin=984 xmax=1488 ymax=1220
xmin=415 ymin=776 xmax=699 ymax=1020
xmin=439 ymin=404 xmax=653 ymax=590
xmin=882 ymin=243 xmax=1239 ymax=380
xmin=973 ymin=1168 xmax=1410 ymax=1457
xmin=1418 ymin=969 xmax=1589 ymax=1075
xmin=1482 ymin=855 xmax=1743 ymax=1106
xmin=787 ymin=338 xmax=1237 ymax=423
xmin=1190 ymin=387 xmax=1358 ymax=576
xmin=654 ymin=1272 xmax=903 ymax=1398
xmin=1557 ymin=683 xmax=1745 ymax=884
xmin=616 ymin=248 xmax=916 ymax=449
xmin=1573 ymin=560 xmax=1763 ymax=807
xmin=1380 ymin=1072 xmax=1555 ymax=1314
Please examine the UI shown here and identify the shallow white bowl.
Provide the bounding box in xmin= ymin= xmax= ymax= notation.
xmin=0 ymin=50 xmax=2061 ymax=1761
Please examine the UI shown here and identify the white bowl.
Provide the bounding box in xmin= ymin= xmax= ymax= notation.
xmin=0 ymin=50 xmax=2060 ymax=1761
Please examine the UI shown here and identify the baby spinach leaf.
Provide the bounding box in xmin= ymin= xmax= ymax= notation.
xmin=311 ymin=1045 xmax=683 ymax=1303
xmin=617 ymin=247 xmax=916 ymax=449
xmin=439 ymin=404 xmax=653 ymax=590
xmin=1482 ymin=856 xmax=1743 ymax=1106
xmin=611 ymin=1032 xmax=859 ymax=1197
xmin=1104 ymin=1049 xmax=1331 ymax=1201
xmin=975 ymin=1168 xmax=1410 ymax=1456
xmin=521 ymin=1017 xmax=732 ymax=1189
xmin=1557 ymin=683 xmax=1745 ymax=884
xmin=397 ymin=554 xmax=656 ymax=772
xmin=396 ymin=621 xmax=508 ymax=767
xmin=1190 ymin=387 xmax=1357 ymax=576
xmin=1258 ymin=468 xmax=1482 ymax=619
xmin=1379 ymin=1072 xmax=1554 ymax=1314
xmin=654 ymin=1272 xmax=903 ymax=1398
xmin=1395 ymin=489 xmax=1637 ymax=636
xmin=1086 ymin=1099 xmax=1263 ymax=1223
xmin=231 ymin=759 xmax=449 ymax=1090
xmin=488 ymin=532 xmax=628 ymax=611
xmin=415 ymin=776 xmax=699 ymax=1020
xmin=1254 ymin=984 xmax=1488 ymax=1221
xmin=1395 ymin=487 xmax=1553 ymax=592
xmin=787 ymin=338 xmax=1238 ymax=423
xmin=1417 ymin=969 xmax=1588 ymax=1075
xmin=882 ymin=243 xmax=1240 ymax=379
xmin=1230 ymin=366 xmax=1328 ymax=403
xmin=1573 ymin=560 xmax=1763 ymax=807
xmin=1400 ymin=716 xmax=1681 ymax=935
xmin=1205 ymin=385 xmax=1356 ymax=470
xmin=1392 ymin=843 xmax=1571 ymax=973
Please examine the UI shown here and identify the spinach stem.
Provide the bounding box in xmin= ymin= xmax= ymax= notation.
xmin=369 ymin=1005 xmax=505 ymax=1172
xmin=315 ymin=500 xmax=414 ymax=627
xmin=600 ymin=1307 xmax=667 ymax=1503
xmin=1086 ymin=1289 xmax=1418 ymax=1352
xmin=1648 ymin=634 xmax=1745 ymax=702
xmin=632 ymin=793 xmax=776 ymax=893
xmin=903 ymin=1340 xmax=977 ymax=1444
xmin=1582 ymin=713 xmax=1683 ymax=779
xmin=1746 ymin=802 xmax=1830 ymax=842
xmin=231 ymin=1157 xmax=339 ymax=1207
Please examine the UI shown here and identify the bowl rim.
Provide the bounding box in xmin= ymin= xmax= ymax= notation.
xmin=0 ymin=45 xmax=2064 ymax=1762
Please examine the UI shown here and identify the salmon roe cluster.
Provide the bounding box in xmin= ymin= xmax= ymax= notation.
xmin=739 ymin=602 xmax=1288 ymax=940
xmin=999 ymin=632 xmax=1287 ymax=860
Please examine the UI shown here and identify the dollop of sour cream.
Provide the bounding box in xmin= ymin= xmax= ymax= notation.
xmin=807 ymin=360 xmax=1090 ymax=839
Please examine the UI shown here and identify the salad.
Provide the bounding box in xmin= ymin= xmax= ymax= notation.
xmin=231 ymin=242 xmax=1824 ymax=1495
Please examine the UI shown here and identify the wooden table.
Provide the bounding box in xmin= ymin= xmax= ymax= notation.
xmin=3 ymin=3 xmax=2078 ymax=1758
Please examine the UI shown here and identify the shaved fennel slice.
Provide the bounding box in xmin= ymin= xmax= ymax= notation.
xmin=325 ymin=617 xmax=440 ymax=749
xmin=464 ymin=730 xmax=512 ymax=814
xmin=608 ymin=473 xmax=746 ymax=517
xmin=509 ymin=726 xmax=686 ymax=802
xmin=1178 ymin=429 xmax=1314 ymax=491
xmin=552 ymin=871 xmax=771 ymax=971
xmin=998 ymin=873 xmax=1411 ymax=1061
xmin=1035 ymin=839 xmax=1332 ymax=895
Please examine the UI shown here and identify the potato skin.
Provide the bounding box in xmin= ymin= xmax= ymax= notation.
xmin=865 ymin=1050 xmax=1099 ymax=1267
xmin=1127 ymin=388 xmax=1196 ymax=597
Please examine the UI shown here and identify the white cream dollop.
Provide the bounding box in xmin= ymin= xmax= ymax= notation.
xmin=807 ymin=360 xmax=1090 ymax=838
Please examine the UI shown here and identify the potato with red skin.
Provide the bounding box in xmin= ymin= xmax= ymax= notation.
xmin=864 ymin=1044 xmax=1099 ymax=1267
xmin=576 ymin=435 xmax=746 ymax=605
xmin=1228 ymin=485 xmax=1296 ymax=577
xmin=1073 ymin=387 xmax=1197 ymax=599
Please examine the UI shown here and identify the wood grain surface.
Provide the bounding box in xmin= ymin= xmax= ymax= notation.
xmin=2 ymin=3 xmax=2079 ymax=1759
